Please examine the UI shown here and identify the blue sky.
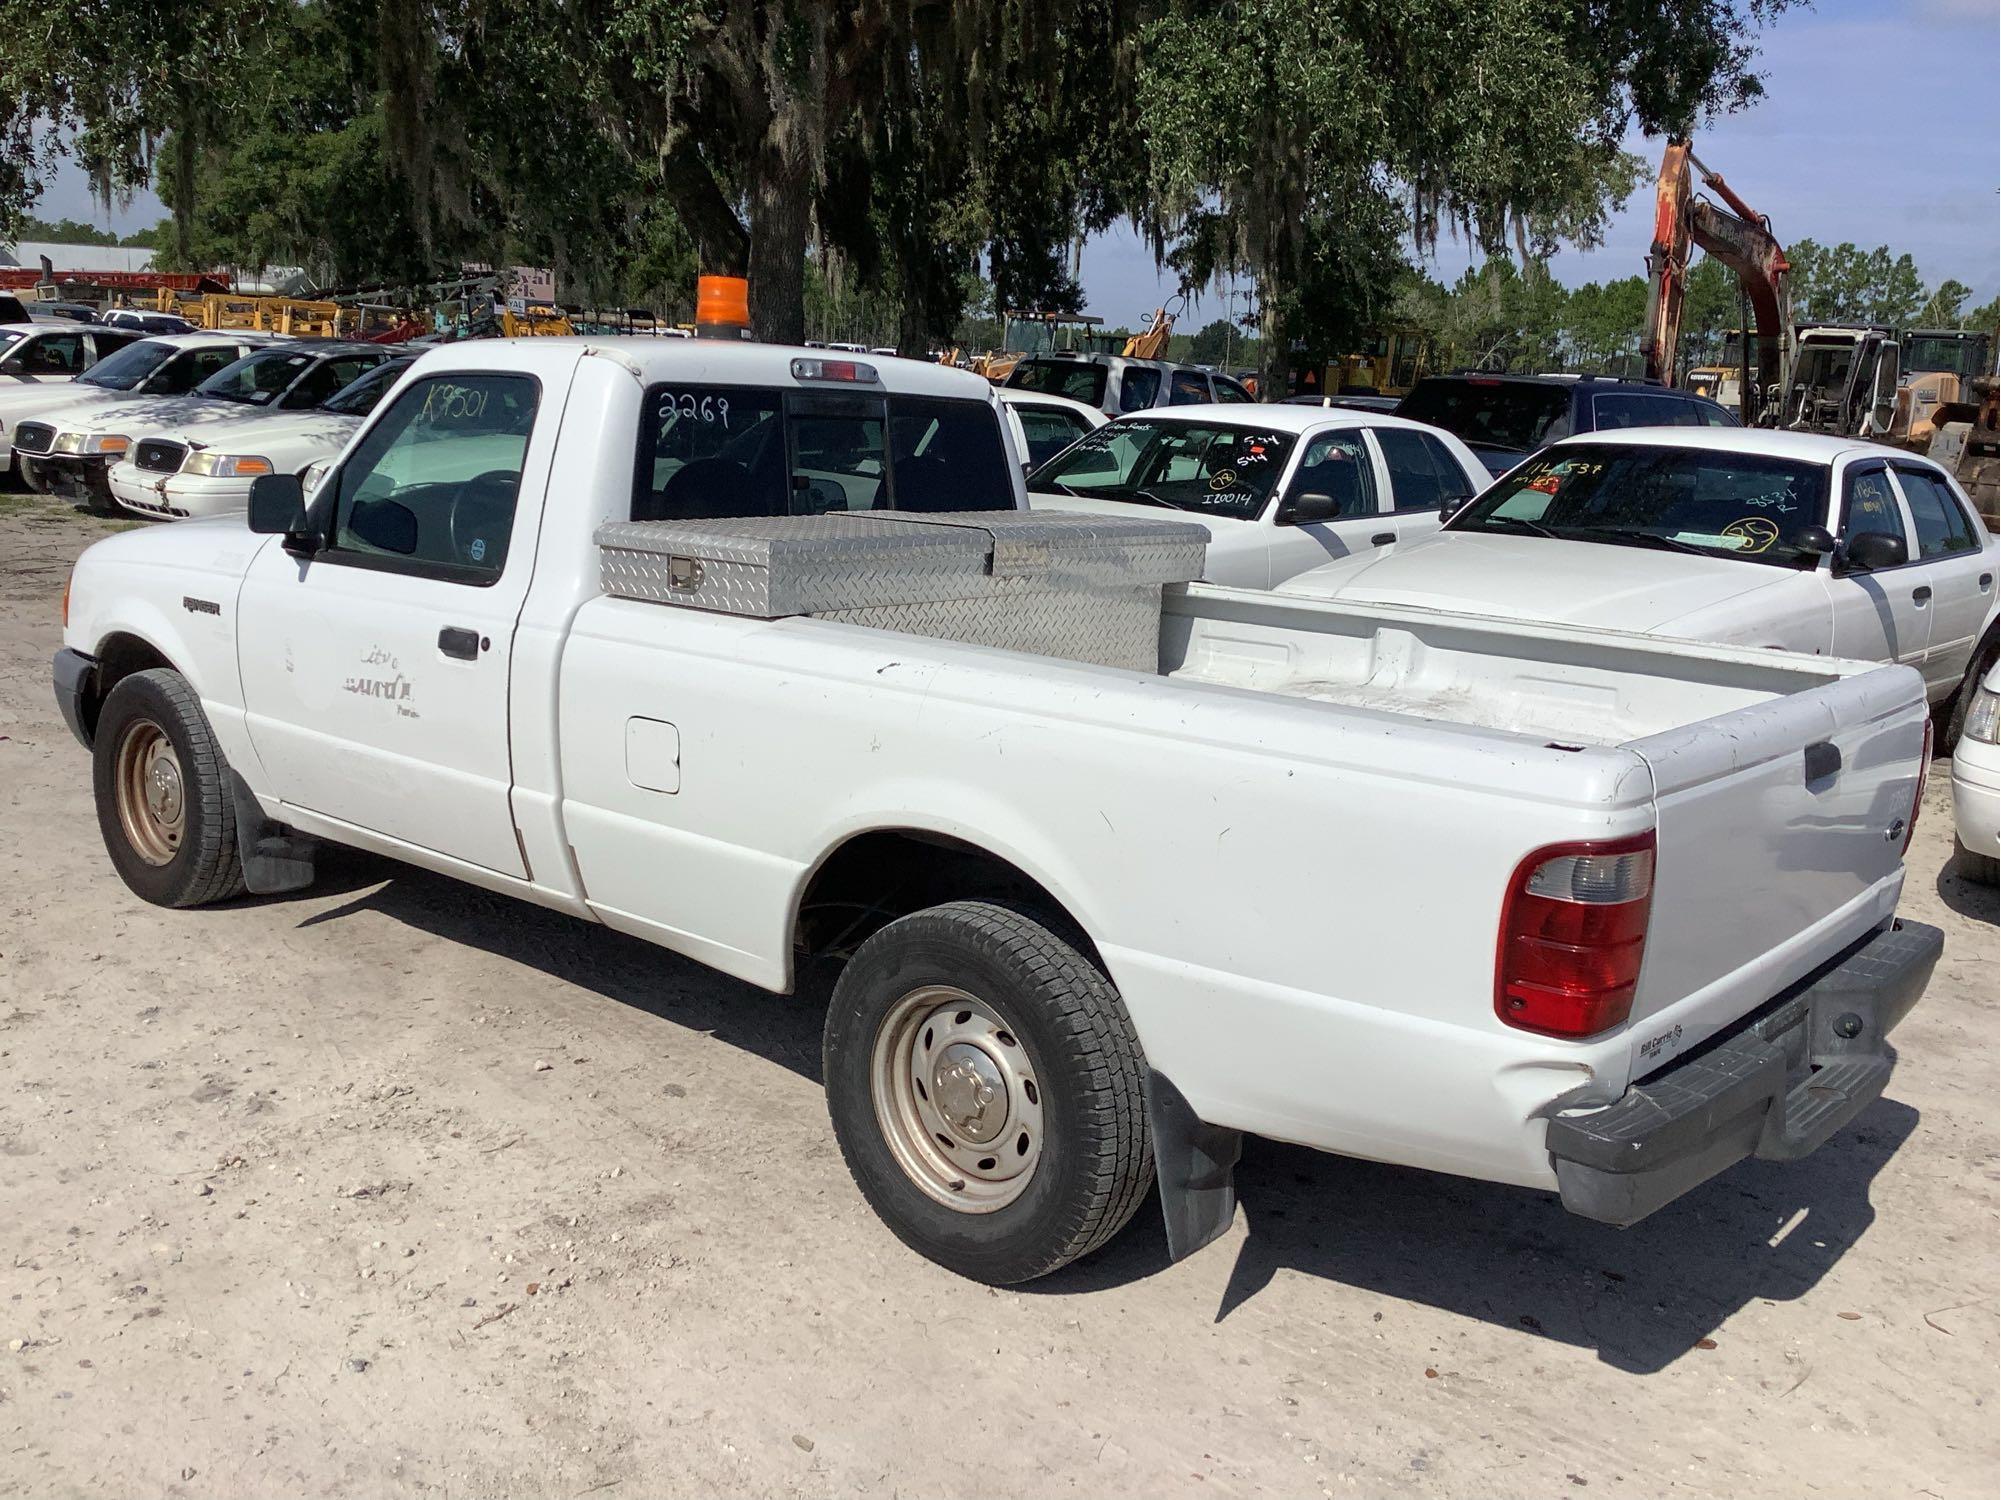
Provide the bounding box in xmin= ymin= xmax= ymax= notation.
xmin=33 ymin=0 xmax=1999 ymax=324
xmin=1081 ymin=0 xmax=2001 ymax=325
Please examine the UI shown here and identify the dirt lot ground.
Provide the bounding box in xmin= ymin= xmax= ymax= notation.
xmin=2 ymin=492 xmax=1996 ymax=1499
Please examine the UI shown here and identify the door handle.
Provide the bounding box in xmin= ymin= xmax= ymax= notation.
xmin=1911 ymin=586 xmax=1932 ymax=606
xmin=1981 ymin=572 xmax=1993 ymax=591
xmin=438 ymin=627 xmax=482 ymax=660
xmin=1371 ymin=531 xmax=1397 ymax=547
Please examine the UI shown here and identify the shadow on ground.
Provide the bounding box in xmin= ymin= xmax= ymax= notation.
xmin=1933 ymin=857 xmax=1999 ymax=925
xmin=295 ymin=845 xmax=1920 ymax=1377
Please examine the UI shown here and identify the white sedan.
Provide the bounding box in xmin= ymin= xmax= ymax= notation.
xmin=1279 ymin=427 xmax=2001 ymax=738
xmin=997 ymin=387 xmax=1106 ymax=471
xmin=108 ymin=356 xmax=414 ymax=520
xmin=1026 ymin=404 xmax=1490 ymax=587
xmin=1952 ymin=666 xmax=1998 ymax=884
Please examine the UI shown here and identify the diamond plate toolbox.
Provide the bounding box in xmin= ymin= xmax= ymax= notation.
xmin=595 ymin=510 xmax=1207 ymax=671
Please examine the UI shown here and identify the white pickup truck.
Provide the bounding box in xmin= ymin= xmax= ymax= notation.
xmin=54 ymin=338 xmax=1943 ymax=1285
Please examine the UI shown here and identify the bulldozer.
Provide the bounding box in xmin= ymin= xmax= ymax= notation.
xmin=1891 ymin=328 xmax=1995 ymax=448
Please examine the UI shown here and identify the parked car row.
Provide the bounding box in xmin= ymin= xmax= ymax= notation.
xmin=1 ymin=332 xmax=401 ymax=512
xmin=51 ymin=338 xmax=1951 ymax=1287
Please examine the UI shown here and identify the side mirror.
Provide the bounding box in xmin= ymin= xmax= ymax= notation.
xmin=248 ymin=472 xmax=320 ymax=555
xmin=1793 ymin=524 xmax=1837 ymax=557
xmin=1842 ymin=531 xmax=1907 ymax=573
xmin=1287 ymin=491 xmax=1342 ymax=525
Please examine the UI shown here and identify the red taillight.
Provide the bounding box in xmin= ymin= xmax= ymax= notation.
xmin=1902 ymin=719 xmax=1932 ymax=855
xmin=1496 ymin=832 xmax=1656 ymax=1039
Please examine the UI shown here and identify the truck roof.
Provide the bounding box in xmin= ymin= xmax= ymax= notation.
xmin=403 ymin=336 xmax=1001 ymax=402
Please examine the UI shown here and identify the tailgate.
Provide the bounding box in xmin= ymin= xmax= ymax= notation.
xmin=1619 ymin=661 xmax=1928 ymax=1063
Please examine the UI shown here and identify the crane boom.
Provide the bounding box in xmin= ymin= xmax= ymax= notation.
xmin=1640 ymin=139 xmax=1794 ymax=422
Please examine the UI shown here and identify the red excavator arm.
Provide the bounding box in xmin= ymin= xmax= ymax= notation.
xmin=1640 ymin=139 xmax=1794 ymax=421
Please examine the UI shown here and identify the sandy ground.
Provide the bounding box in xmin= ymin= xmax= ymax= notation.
xmin=1 ymin=490 xmax=1996 ymax=1499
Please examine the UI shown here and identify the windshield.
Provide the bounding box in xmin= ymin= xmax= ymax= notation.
xmin=1029 ymin=418 xmax=1297 ymax=521
xmin=1792 ymin=343 xmax=1855 ymax=395
xmin=195 ymin=348 xmax=315 ymax=405
xmin=1006 ymin=360 xmax=1109 ymax=407
xmin=1450 ymin=443 xmax=1830 ymax=568
xmin=320 ymin=360 xmax=411 ymax=415
xmin=1398 ymin=379 xmax=1571 ymax=454
xmin=77 ymin=338 xmax=176 ymax=391
xmin=0 ymin=329 xmax=21 ymax=354
xmin=1903 ymin=335 xmax=1989 ymax=380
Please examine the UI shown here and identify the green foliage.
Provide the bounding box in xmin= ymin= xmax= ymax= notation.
xmin=1788 ymin=239 xmax=1928 ymax=327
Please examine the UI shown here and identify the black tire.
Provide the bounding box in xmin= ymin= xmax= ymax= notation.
xmin=1942 ymin=629 xmax=1998 ymax=753
xmin=92 ymin=668 xmax=246 ymax=907
xmin=823 ymin=900 xmax=1154 ymax=1284
xmin=1955 ymin=838 xmax=1999 ymax=887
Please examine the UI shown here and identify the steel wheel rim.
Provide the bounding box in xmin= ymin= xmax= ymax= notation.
xmin=870 ymin=984 xmax=1045 ymax=1213
xmin=114 ymin=719 xmax=184 ymax=866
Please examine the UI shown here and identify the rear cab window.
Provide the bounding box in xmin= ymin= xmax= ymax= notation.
xmin=632 ymin=384 xmax=1014 ymax=522
xmin=1006 ymin=360 xmax=1108 ymax=408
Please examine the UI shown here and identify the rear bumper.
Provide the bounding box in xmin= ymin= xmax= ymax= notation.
xmin=53 ymin=647 xmax=98 ymax=749
xmin=1951 ymin=742 xmax=1999 ymax=859
xmin=1547 ymin=918 xmax=1942 ymax=1226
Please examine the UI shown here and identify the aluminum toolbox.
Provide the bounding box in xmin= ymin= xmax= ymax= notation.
xmin=595 ymin=510 xmax=1207 ymax=671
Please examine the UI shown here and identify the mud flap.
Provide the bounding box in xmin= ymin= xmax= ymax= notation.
xmin=228 ymin=771 xmax=319 ymax=895
xmin=1146 ymin=1070 xmax=1243 ymax=1264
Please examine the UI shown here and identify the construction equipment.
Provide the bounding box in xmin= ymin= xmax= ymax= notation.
xmin=1929 ymin=369 xmax=1999 ymax=531
xmin=1120 ymin=306 xmax=1175 ymax=360
xmin=1893 ymin=329 xmax=1996 ymax=448
xmin=1782 ymin=323 xmax=1902 ymax=439
xmin=1322 ymin=329 xmax=1434 ymax=397
xmin=1640 ymin=138 xmax=1793 ymax=424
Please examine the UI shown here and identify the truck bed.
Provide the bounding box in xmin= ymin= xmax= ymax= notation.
xmin=1162 ymin=582 xmax=1849 ymax=747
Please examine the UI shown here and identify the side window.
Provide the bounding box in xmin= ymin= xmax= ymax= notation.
xmin=1592 ymin=392 xmax=1698 ymax=430
xmin=284 ymin=356 xmax=375 ymax=409
xmin=1895 ymin=469 xmax=1982 ymax=558
xmin=86 ymin=331 xmax=139 ymax=363
xmin=1117 ymin=367 xmax=1161 ymax=412
xmin=632 ymin=385 xmax=785 ymax=520
xmin=329 ymin=373 xmax=539 ymax=582
xmin=1695 ymin=399 xmax=1738 ymax=427
xmin=21 ymin=332 xmax=86 ymax=374
xmin=889 ymin=397 xmax=1013 ymax=512
xmin=1014 ymin=407 xmax=1091 ymax=469
xmin=1374 ymin=427 xmax=1472 ymax=512
xmin=1283 ymin=430 xmax=1378 ymax=520
xmin=153 ymin=347 xmax=242 ymax=395
xmin=1841 ymin=465 xmax=1907 ymax=550
xmin=1168 ymin=370 xmax=1210 ymax=406
xmin=1212 ymin=377 xmax=1253 ymax=404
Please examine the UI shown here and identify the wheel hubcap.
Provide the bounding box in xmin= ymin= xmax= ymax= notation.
xmin=870 ymin=985 xmax=1044 ymax=1212
xmin=114 ymin=720 xmax=185 ymax=866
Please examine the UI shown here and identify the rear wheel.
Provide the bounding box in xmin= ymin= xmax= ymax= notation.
xmin=92 ymin=669 xmax=245 ymax=907
xmin=823 ymin=901 xmax=1153 ymax=1284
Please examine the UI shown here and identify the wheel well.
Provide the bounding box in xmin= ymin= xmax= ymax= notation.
xmin=794 ymin=829 xmax=1100 ymax=967
xmin=84 ymin=633 xmax=176 ymax=738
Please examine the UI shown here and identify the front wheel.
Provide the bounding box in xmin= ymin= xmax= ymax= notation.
xmin=92 ymin=669 xmax=246 ymax=907
xmin=823 ymin=901 xmax=1154 ymax=1284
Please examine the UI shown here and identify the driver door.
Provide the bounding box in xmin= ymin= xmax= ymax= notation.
xmin=1265 ymin=428 xmax=1396 ymax=586
xmin=236 ymin=369 xmax=556 ymax=877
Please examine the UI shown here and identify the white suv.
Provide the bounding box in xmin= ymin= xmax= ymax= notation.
xmin=1005 ymin=353 xmax=1253 ymax=417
